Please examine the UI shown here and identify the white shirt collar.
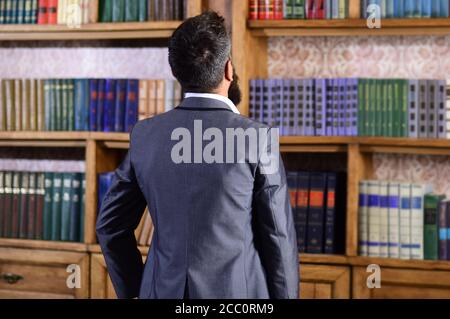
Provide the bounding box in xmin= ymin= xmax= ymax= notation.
xmin=184 ymin=92 xmax=240 ymax=114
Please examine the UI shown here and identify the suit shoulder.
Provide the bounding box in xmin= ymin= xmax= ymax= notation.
xmin=231 ymin=113 xmax=271 ymax=130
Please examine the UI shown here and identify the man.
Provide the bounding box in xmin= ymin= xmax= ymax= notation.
xmin=96 ymin=11 xmax=299 ymax=299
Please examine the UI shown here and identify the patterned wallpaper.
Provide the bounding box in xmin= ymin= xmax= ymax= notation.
xmin=268 ymin=36 xmax=450 ymax=197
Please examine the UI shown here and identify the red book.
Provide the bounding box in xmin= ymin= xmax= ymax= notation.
xmin=315 ymin=0 xmax=325 ymax=19
xmin=273 ymin=0 xmax=283 ymax=20
xmin=27 ymin=173 xmax=37 ymax=239
xmin=35 ymin=173 xmax=45 ymax=240
xmin=47 ymin=0 xmax=58 ymax=24
xmin=11 ymin=172 xmax=21 ymax=238
xmin=37 ymin=0 xmax=48 ymax=24
xmin=249 ymin=0 xmax=258 ymax=20
xmin=306 ymin=0 xmax=315 ymax=19
xmin=258 ymin=0 xmax=274 ymax=20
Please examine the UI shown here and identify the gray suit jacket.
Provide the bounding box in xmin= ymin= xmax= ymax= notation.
xmin=96 ymin=96 xmax=299 ymax=299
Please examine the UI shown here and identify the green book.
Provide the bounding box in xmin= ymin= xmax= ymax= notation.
xmin=357 ymin=79 xmax=365 ymax=136
xmin=5 ymin=0 xmax=12 ymax=24
xmin=16 ymin=0 xmax=24 ymax=24
xmin=67 ymin=79 xmax=74 ymax=131
xmin=125 ymin=0 xmax=138 ymax=21
xmin=137 ymin=0 xmax=147 ymax=21
xmin=386 ymin=80 xmax=394 ymax=137
xmin=69 ymin=173 xmax=82 ymax=242
xmin=368 ymin=79 xmax=376 ymax=136
xmin=393 ymin=80 xmax=400 ymax=137
xmin=399 ymin=79 xmax=409 ymax=138
xmin=79 ymin=174 xmax=85 ymax=242
xmin=375 ymin=80 xmax=382 ymax=136
xmin=43 ymin=172 xmax=53 ymax=240
xmin=10 ymin=0 xmax=17 ymax=24
xmin=51 ymin=172 xmax=62 ymax=241
xmin=60 ymin=79 xmax=68 ymax=131
xmin=24 ymin=0 xmax=33 ymax=24
xmin=112 ymin=0 xmax=125 ymax=22
xmin=55 ymin=79 xmax=63 ymax=131
xmin=100 ymin=0 xmax=112 ymax=22
xmin=424 ymin=194 xmax=446 ymax=260
xmin=381 ymin=80 xmax=388 ymax=136
xmin=292 ymin=0 xmax=305 ymax=19
xmin=0 ymin=0 xmax=4 ymax=24
xmin=60 ymin=173 xmax=72 ymax=241
xmin=284 ymin=0 xmax=294 ymax=19
xmin=30 ymin=0 xmax=38 ymax=24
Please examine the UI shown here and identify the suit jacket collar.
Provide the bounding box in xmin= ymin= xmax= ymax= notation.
xmin=178 ymin=95 xmax=239 ymax=114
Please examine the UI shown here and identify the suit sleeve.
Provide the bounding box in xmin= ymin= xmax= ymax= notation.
xmin=252 ymin=129 xmax=299 ymax=299
xmin=96 ymin=150 xmax=147 ymax=299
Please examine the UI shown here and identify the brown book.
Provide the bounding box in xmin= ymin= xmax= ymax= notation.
xmin=139 ymin=212 xmax=153 ymax=246
xmin=22 ymin=79 xmax=31 ymax=131
xmin=138 ymin=80 xmax=148 ymax=120
xmin=148 ymin=80 xmax=157 ymax=117
xmin=3 ymin=172 xmax=13 ymax=237
xmin=29 ymin=80 xmax=37 ymax=131
xmin=14 ymin=80 xmax=22 ymax=131
xmin=11 ymin=172 xmax=21 ymax=238
xmin=0 ymin=80 xmax=5 ymax=131
xmin=5 ymin=80 xmax=15 ymax=131
xmin=36 ymin=80 xmax=45 ymax=131
xmin=146 ymin=219 xmax=154 ymax=246
xmin=27 ymin=173 xmax=37 ymax=239
xmin=35 ymin=173 xmax=45 ymax=240
xmin=148 ymin=0 xmax=156 ymax=21
xmin=134 ymin=208 xmax=147 ymax=239
xmin=19 ymin=172 xmax=29 ymax=239
xmin=88 ymin=0 xmax=99 ymax=23
xmin=155 ymin=80 xmax=165 ymax=115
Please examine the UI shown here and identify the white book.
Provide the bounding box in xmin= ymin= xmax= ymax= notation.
xmin=399 ymin=183 xmax=412 ymax=260
xmin=367 ymin=180 xmax=381 ymax=257
xmin=379 ymin=181 xmax=389 ymax=258
xmin=388 ymin=182 xmax=401 ymax=258
xmin=410 ymin=183 xmax=433 ymax=260
xmin=358 ymin=181 xmax=369 ymax=256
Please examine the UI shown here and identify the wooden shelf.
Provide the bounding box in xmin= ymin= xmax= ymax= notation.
xmin=0 ymin=238 xmax=88 ymax=252
xmin=0 ymin=21 xmax=182 ymax=41
xmin=249 ymin=18 xmax=450 ymax=37
xmin=349 ymin=256 xmax=450 ymax=271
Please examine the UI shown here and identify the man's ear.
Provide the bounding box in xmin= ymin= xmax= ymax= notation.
xmin=225 ymin=60 xmax=233 ymax=82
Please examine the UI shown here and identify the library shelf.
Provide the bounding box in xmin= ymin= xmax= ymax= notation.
xmin=249 ymin=18 xmax=450 ymax=37
xmin=0 ymin=21 xmax=183 ymax=41
xmin=88 ymin=244 xmax=149 ymax=256
xmin=0 ymin=238 xmax=88 ymax=252
xmin=349 ymin=256 xmax=450 ymax=272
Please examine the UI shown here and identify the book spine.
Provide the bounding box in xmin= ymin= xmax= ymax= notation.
xmin=255 ymin=79 xmax=263 ymax=123
xmin=418 ymin=80 xmax=428 ymax=138
xmin=324 ymin=172 xmax=336 ymax=254
xmin=399 ymin=183 xmax=412 ymax=260
xmin=29 ymin=79 xmax=37 ymax=131
xmin=17 ymin=0 xmax=25 ymax=24
xmin=422 ymin=0 xmax=432 ymax=17
xmin=54 ymin=79 xmax=62 ymax=131
xmin=18 ymin=172 xmax=28 ymax=239
xmin=11 ymin=172 xmax=21 ymax=238
xmin=0 ymin=1 xmax=4 ymax=25
xmin=0 ymin=172 xmax=4 ymax=238
xmin=367 ymin=180 xmax=380 ymax=257
xmin=124 ymin=79 xmax=139 ymax=132
xmin=74 ymin=79 xmax=82 ymax=131
xmin=96 ymin=79 xmax=105 ymax=132
xmin=428 ymin=80 xmax=438 ymax=138
xmin=438 ymin=80 xmax=446 ymax=139
xmin=410 ymin=184 xmax=426 ymax=260
xmin=43 ymin=172 xmax=53 ymax=240
xmin=306 ymin=0 xmax=314 ymax=18
xmin=137 ymin=0 xmax=147 ymax=21
xmin=262 ymin=79 xmax=270 ymax=125
xmin=283 ymin=0 xmax=293 ymax=19
xmin=13 ymin=80 xmax=22 ymax=131
xmin=296 ymin=171 xmax=310 ymax=253
xmin=306 ymin=172 xmax=326 ymax=254
xmin=103 ymin=79 xmax=116 ymax=132
xmin=38 ymin=0 xmax=48 ymax=23
xmin=439 ymin=200 xmax=448 ymax=260
xmin=69 ymin=173 xmax=81 ymax=242
xmin=358 ymin=181 xmax=369 ymax=256
xmin=27 ymin=172 xmax=36 ymax=239
xmin=80 ymin=174 xmax=85 ymax=242
xmin=293 ymin=0 xmax=305 ymax=19
xmin=273 ymin=0 xmax=283 ymax=19
xmin=332 ymin=79 xmax=339 ymax=136
xmin=67 ymin=79 xmax=75 ymax=131
xmin=100 ymin=0 xmax=112 ymax=22
xmin=267 ymin=79 xmax=275 ymax=127
xmin=115 ymin=79 xmax=126 ymax=132
xmin=375 ymin=79 xmax=382 ymax=136
xmin=388 ymin=182 xmax=401 ymax=258
xmin=447 ymin=201 xmax=450 ymax=260
xmin=287 ymin=79 xmax=296 ymax=135
xmin=316 ymin=0 xmax=325 ymax=18
xmin=424 ymin=194 xmax=445 ymax=260
xmin=47 ymin=0 xmax=57 ymax=23
xmin=294 ymin=79 xmax=303 ymax=135
xmin=325 ymin=79 xmax=333 ymax=136
xmin=35 ymin=172 xmax=45 ymax=239
xmin=440 ymin=0 xmax=449 ymax=17
xmin=306 ymin=79 xmax=315 ymax=136
xmin=3 ymin=172 xmax=13 ymax=237
xmin=280 ymin=80 xmax=290 ymax=136
xmin=315 ymin=79 xmax=326 ymax=136
xmin=88 ymin=0 xmax=99 ymax=23
xmin=21 ymin=79 xmax=30 ymax=130
xmin=408 ymin=80 xmax=419 ymax=138
xmin=60 ymin=173 xmax=72 ymax=241
xmin=446 ymin=80 xmax=450 ymax=139
xmin=0 ymin=80 xmax=3 ymax=131
xmin=124 ymin=0 xmax=138 ymax=21
xmin=338 ymin=0 xmax=347 ymax=18
xmin=379 ymin=181 xmax=389 ymax=258
xmin=381 ymin=80 xmax=388 ymax=137
xmin=348 ymin=78 xmax=358 ymax=136
xmin=89 ymin=79 xmax=98 ymax=131
xmin=51 ymin=172 xmax=62 ymax=241
xmin=338 ymin=78 xmax=346 ymax=136
xmin=30 ymin=0 xmax=38 ymax=24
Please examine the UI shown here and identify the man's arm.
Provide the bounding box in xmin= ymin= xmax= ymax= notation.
xmin=252 ymin=129 xmax=299 ymax=299
xmin=96 ymin=151 xmax=147 ymax=299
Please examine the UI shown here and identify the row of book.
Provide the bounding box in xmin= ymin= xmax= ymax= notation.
xmin=249 ymin=0 xmax=350 ymax=20
xmin=287 ymin=170 xmax=346 ymax=254
xmin=249 ymin=78 xmax=449 ymax=139
xmin=358 ymin=180 xmax=449 ymax=261
xmin=0 ymin=78 xmax=182 ymax=132
xmin=0 ymin=170 xmax=85 ymax=242
xmin=0 ymin=0 xmax=186 ymax=25
xmin=99 ymin=172 xmax=154 ymax=246
xmin=361 ymin=0 xmax=450 ymax=18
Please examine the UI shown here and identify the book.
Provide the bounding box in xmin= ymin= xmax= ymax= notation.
xmin=358 ymin=181 xmax=369 ymax=256
xmin=418 ymin=80 xmax=428 ymax=138
xmin=38 ymin=0 xmax=48 ymax=23
xmin=18 ymin=172 xmax=29 ymax=239
xmin=74 ymin=79 xmax=89 ymax=131
xmin=60 ymin=172 xmax=73 ymax=241
xmin=424 ymin=193 xmax=446 ymax=260
xmin=293 ymin=0 xmax=305 ymax=19
xmin=399 ymin=182 xmax=411 ymax=259
xmin=112 ymin=0 xmax=124 ymax=22
xmin=137 ymin=0 xmax=147 ymax=21
xmin=125 ymin=0 xmax=138 ymax=21
xmin=125 ymin=79 xmax=139 ymax=132
xmin=282 ymin=0 xmax=293 ymax=19
xmin=410 ymin=183 xmax=431 ymax=259
xmin=439 ymin=200 xmax=448 ymax=260
xmin=295 ymin=172 xmax=309 ymax=253
xmin=29 ymin=79 xmax=37 ymax=131
xmin=115 ymin=79 xmax=127 ymax=132
xmin=378 ymin=181 xmax=389 ymax=258
xmin=408 ymin=79 xmax=419 ymax=138
xmin=96 ymin=79 xmax=105 ymax=132
xmin=88 ymin=0 xmax=99 ymax=23
xmin=51 ymin=172 xmax=63 ymax=241
xmin=428 ymin=80 xmax=437 ymax=138
xmin=314 ymin=79 xmax=326 ymax=136
xmin=103 ymin=79 xmax=116 ymax=132
xmin=388 ymin=182 xmax=401 ymax=258
xmin=367 ymin=180 xmax=380 ymax=257
xmin=324 ymin=172 xmax=336 ymax=254
xmin=89 ymin=79 xmax=98 ymax=131
xmin=0 ymin=80 xmax=4 ymax=131
xmin=100 ymin=0 xmax=112 ymax=22
xmin=43 ymin=172 xmax=53 ymax=240
xmin=69 ymin=173 xmax=82 ymax=242
xmin=10 ymin=172 xmax=21 ymax=238
xmin=438 ymin=80 xmax=446 ymax=139
xmin=0 ymin=172 xmax=4 ymax=237
xmin=3 ymin=172 xmax=12 ymax=237
xmin=273 ymin=0 xmax=283 ymax=19
xmin=35 ymin=173 xmax=45 ymax=239
xmin=306 ymin=172 xmax=326 ymax=254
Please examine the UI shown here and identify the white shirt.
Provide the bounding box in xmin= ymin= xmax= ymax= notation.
xmin=184 ymin=92 xmax=240 ymax=115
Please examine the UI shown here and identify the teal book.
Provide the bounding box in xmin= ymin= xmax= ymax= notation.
xmin=16 ymin=0 xmax=25 ymax=24
xmin=0 ymin=0 xmax=5 ymax=24
xmin=112 ymin=0 xmax=125 ymax=22
xmin=43 ymin=172 xmax=53 ymax=240
xmin=357 ymin=79 xmax=365 ymax=136
xmin=424 ymin=194 xmax=446 ymax=260
xmin=100 ymin=0 xmax=112 ymax=22
xmin=79 ymin=175 xmax=85 ymax=242
xmin=61 ymin=79 xmax=69 ymax=131
xmin=137 ymin=0 xmax=147 ymax=21
xmin=375 ymin=79 xmax=382 ymax=136
xmin=387 ymin=80 xmax=394 ymax=137
xmin=54 ymin=80 xmax=62 ymax=131
xmin=69 ymin=173 xmax=82 ymax=242
xmin=399 ymin=79 xmax=409 ymax=137
xmin=51 ymin=173 xmax=63 ymax=241
xmin=284 ymin=0 xmax=294 ymax=19
xmin=67 ymin=79 xmax=74 ymax=131
xmin=125 ymin=0 xmax=138 ymax=21
xmin=293 ymin=0 xmax=305 ymax=19
xmin=60 ymin=173 xmax=72 ymax=241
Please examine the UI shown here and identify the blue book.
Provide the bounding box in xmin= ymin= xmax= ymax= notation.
xmin=114 ymin=79 xmax=127 ymax=132
xmin=325 ymin=79 xmax=333 ymax=136
xmin=98 ymin=172 xmax=115 ymax=212
xmin=124 ymin=79 xmax=139 ymax=132
xmin=249 ymin=79 xmax=256 ymax=123
xmin=314 ymin=79 xmax=327 ymax=136
xmin=404 ymin=0 xmax=415 ymax=17
xmin=331 ymin=0 xmax=339 ymax=19
xmin=97 ymin=79 xmax=106 ymax=132
xmin=280 ymin=79 xmax=292 ymax=136
xmin=324 ymin=172 xmax=337 ymax=254
xmin=432 ymin=0 xmax=441 ymax=16
xmin=304 ymin=79 xmax=314 ymax=136
xmin=332 ymin=79 xmax=339 ymax=136
xmin=394 ymin=0 xmax=404 ymax=17
xmin=293 ymin=79 xmax=304 ymax=135
xmin=103 ymin=79 xmax=116 ymax=132
xmin=422 ymin=0 xmax=432 ymax=17
xmin=261 ymin=79 xmax=271 ymax=126
xmin=386 ymin=0 xmax=394 ymax=17
xmin=440 ymin=0 xmax=449 ymax=17
xmin=306 ymin=172 xmax=327 ymax=254
xmin=338 ymin=78 xmax=346 ymax=136
xmin=69 ymin=173 xmax=82 ymax=242
xmin=325 ymin=0 xmax=332 ymax=19
xmin=255 ymin=79 xmax=264 ymax=123
xmin=89 ymin=79 xmax=99 ymax=131
xmin=347 ymin=78 xmax=359 ymax=136
xmin=361 ymin=0 xmax=368 ymax=18
xmin=296 ymin=171 xmax=310 ymax=253
xmin=74 ymin=79 xmax=89 ymax=131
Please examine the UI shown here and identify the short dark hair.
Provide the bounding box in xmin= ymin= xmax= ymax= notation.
xmin=168 ymin=11 xmax=231 ymax=93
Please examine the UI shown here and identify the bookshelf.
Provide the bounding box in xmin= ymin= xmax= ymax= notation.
xmin=231 ymin=0 xmax=450 ymax=299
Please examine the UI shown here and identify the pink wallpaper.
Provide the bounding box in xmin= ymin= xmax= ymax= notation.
xmin=268 ymin=36 xmax=450 ymax=197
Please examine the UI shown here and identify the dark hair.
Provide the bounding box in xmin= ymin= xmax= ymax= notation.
xmin=168 ymin=11 xmax=231 ymax=93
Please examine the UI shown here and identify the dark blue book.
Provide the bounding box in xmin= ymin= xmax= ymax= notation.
xmin=393 ymin=0 xmax=404 ymax=17
xmin=69 ymin=173 xmax=82 ymax=242
xmin=74 ymin=79 xmax=90 ymax=131
xmin=114 ymin=79 xmax=127 ymax=132
xmin=440 ymin=0 xmax=449 ymax=17
xmin=314 ymin=79 xmax=327 ymax=136
xmin=404 ymin=0 xmax=415 ymax=17
xmin=98 ymin=172 xmax=115 ymax=212
xmin=89 ymin=79 xmax=99 ymax=131
xmin=286 ymin=171 xmax=299 ymax=249
xmin=297 ymin=171 xmax=310 ymax=253
xmin=16 ymin=0 xmax=24 ymax=23
xmin=422 ymin=0 xmax=432 ymax=17
xmin=338 ymin=78 xmax=346 ymax=136
xmin=324 ymin=172 xmax=337 ymax=254
xmin=103 ymin=79 xmax=117 ymax=132
xmin=325 ymin=79 xmax=334 ymax=136
xmin=97 ymin=79 xmax=106 ymax=132
xmin=348 ymin=78 xmax=359 ymax=136
xmin=306 ymin=172 xmax=327 ymax=254
xmin=432 ymin=0 xmax=441 ymax=17
xmin=293 ymin=79 xmax=303 ymax=136
xmin=124 ymin=79 xmax=139 ymax=132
